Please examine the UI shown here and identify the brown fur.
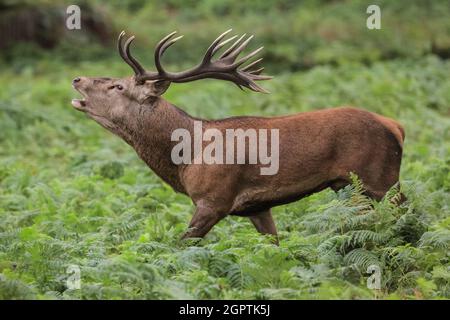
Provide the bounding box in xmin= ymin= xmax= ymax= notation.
xmin=72 ymin=76 xmax=405 ymax=242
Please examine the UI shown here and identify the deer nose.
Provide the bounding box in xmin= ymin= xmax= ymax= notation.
xmin=72 ymin=77 xmax=81 ymax=84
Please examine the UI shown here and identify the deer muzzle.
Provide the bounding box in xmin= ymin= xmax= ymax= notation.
xmin=71 ymin=77 xmax=88 ymax=110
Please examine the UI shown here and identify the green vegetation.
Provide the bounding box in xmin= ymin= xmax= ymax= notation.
xmin=0 ymin=0 xmax=449 ymax=299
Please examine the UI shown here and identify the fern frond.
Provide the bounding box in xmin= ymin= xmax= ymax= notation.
xmin=345 ymin=230 xmax=391 ymax=247
xmin=418 ymin=229 xmax=450 ymax=250
xmin=344 ymin=248 xmax=380 ymax=269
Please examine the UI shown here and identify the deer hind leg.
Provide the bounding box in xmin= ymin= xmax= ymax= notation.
xmin=364 ymin=183 xmax=407 ymax=205
xmin=330 ymin=178 xmax=350 ymax=192
xmin=358 ymin=164 xmax=404 ymax=203
xmin=182 ymin=205 xmax=226 ymax=240
xmin=331 ymin=170 xmax=406 ymax=204
xmin=333 ymin=177 xmax=398 ymax=203
xmin=249 ymin=209 xmax=279 ymax=245
xmin=363 ymin=189 xmax=386 ymax=201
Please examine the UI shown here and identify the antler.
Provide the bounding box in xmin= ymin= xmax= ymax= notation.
xmin=118 ymin=29 xmax=272 ymax=93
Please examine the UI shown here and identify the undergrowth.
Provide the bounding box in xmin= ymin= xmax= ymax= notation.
xmin=0 ymin=54 xmax=448 ymax=299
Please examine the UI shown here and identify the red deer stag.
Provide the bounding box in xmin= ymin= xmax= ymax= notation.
xmin=71 ymin=30 xmax=405 ymax=243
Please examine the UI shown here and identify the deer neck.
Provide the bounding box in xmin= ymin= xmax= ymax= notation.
xmin=116 ymin=98 xmax=196 ymax=193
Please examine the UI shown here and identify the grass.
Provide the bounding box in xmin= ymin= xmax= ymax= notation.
xmin=0 ymin=51 xmax=448 ymax=299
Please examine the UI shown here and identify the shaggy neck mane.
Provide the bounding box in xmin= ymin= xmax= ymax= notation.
xmin=115 ymin=98 xmax=196 ymax=193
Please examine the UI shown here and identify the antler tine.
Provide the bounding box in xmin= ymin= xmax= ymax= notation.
xmin=118 ymin=31 xmax=125 ymax=56
xmin=248 ymin=73 xmax=273 ymax=80
xmin=240 ymin=72 xmax=272 ymax=93
xmin=233 ymin=46 xmax=264 ymax=68
xmin=203 ymin=29 xmax=233 ymax=62
xmin=219 ymin=33 xmax=246 ymax=59
xmin=211 ymin=34 xmax=239 ymax=56
xmin=240 ymin=58 xmax=263 ymax=72
xmin=248 ymin=67 xmax=264 ymax=75
xmin=159 ymin=35 xmax=184 ymax=56
xmin=154 ymin=31 xmax=178 ymax=75
xmin=118 ymin=31 xmax=127 ymax=59
xmin=224 ymin=35 xmax=254 ymax=62
xmin=248 ymin=81 xmax=269 ymax=94
xmin=124 ymin=36 xmax=146 ymax=75
xmin=118 ymin=31 xmax=140 ymax=75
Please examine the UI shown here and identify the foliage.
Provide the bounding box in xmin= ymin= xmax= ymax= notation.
xmin=2 ymin=1 xmax=450 ymax=71
xmin=0 ymin=0 xmax=449 ymax=300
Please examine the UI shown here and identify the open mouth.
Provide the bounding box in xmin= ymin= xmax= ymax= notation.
xmin=71 ymin=86 xmax=88 ymax=110
xmin=71 ymin=98 xmax=87 ymax=110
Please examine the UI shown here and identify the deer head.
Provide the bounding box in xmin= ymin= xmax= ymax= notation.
xmin=71 ymin=29 xmax=272 ymax=131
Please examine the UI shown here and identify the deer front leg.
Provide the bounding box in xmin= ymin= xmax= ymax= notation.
xmin=182 ymin=204 xmax=226 ymax=239
xmin=249 ymin=209 xmax=279 ymax=245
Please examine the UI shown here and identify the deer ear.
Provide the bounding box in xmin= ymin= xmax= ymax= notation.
xmin=137 ymin=80 xmax=171 ymax=103
xmin=150 ymin=80 xmax=170 ymax=96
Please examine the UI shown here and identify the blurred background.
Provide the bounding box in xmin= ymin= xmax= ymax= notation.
xmin=0 ymin=0 xmax=448 ymax=299
xmin=1 ymin=0 xmax=450 ymax=72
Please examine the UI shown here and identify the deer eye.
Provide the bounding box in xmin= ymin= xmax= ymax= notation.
xmin=116 ymin=85 xmax=123 ymax=90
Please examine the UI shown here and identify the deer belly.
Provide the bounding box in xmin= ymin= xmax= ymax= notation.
xmin=229 ymin=174 xmax=331 ymax=216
